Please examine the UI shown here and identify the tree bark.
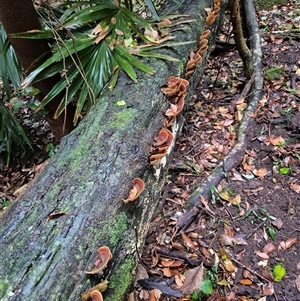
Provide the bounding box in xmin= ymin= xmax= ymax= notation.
xmin=0 ymin=0 xmax=75 ymax=141
xmin=0 ymin=1 xmax=228 ymax=300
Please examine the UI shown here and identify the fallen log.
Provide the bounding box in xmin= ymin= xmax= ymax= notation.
xmin=0 ymin=0 xmax=228 ymax=300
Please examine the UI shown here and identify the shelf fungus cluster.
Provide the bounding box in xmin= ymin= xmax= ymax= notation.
xmin=206 ymin=0 xmax=222 ymax=27
xmin=161 ymin=76 xmax=189 ymax=127
xmin=149 ymin=128 xmax=174 ymax=165
xmin=185 ymin=29 xmax=210 ymax=78
xmin=123 ymin=178 xmax=145 ymax=204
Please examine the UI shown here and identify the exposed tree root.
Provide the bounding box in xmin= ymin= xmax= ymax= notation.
xmin=229 ymin=0 xmax=253 ymax=78
xmin=179 ymin=0 xmax=263 ymax=227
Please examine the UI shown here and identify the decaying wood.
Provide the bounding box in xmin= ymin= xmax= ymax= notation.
xmin=0 ymin=1 xmax=228 ymax=300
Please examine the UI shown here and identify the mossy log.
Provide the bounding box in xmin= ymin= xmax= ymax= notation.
xmin=0 ymin=0 xmax=228 ymax=300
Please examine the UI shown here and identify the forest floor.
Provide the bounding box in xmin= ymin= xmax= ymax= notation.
xmin=133 ymin=1 xmax=300 ymax=301
xmin=1 ymin=1 xmax=300 ymax=301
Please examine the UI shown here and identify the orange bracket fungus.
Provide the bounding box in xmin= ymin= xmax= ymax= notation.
xmin=200 ymin=29 xmax=211 ymax=41
xmin=123 ymin=178 xmax=145 ymax=203
xmin=149 ymin=128 xmax=174 ymax=165
xmin=161 ymin=77 xmax=189 ymax=127
xmin=206 ymin=0 xmax=221 ymax=27
xmin=91 ymin=290 xmax=103 ymax=301
xmin=85 ymin=246 xmax=112 ymax=274
xmin=80 ymin=280 xmax=108 ymax=301
xmin=185 ymin=51 xmax=202 ymax=78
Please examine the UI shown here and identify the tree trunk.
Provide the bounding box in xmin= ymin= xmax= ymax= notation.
xmin=0 ymin=0 xmax=75 ymax=141
xmin=0 ymin=0 xmax=228 ymax=300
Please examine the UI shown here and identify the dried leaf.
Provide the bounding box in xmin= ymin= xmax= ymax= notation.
xmin=219 ymin=234 xmax=234 ymax=246
xmin=182 ymin=265 xmax=204 ymax=294
xmin=261 ymin=282 xmax=274 ymax=296
xmin=253 ymin=168 xmax=267 ymax=178
xmin=181 ymin=233 xmax=196 ymax=250
xmin=261 ymin=267 xmax=274 ymax=282
xmin=161 ymin=259 xmax=175 ymax=267
xmin=269 ymin=135 xmax=285 ymax=146
xmin=295 ymin=275 xmax=300 ymax=292
xmin=285 ymin=237 xmax=297 ymax=249
xmin=272 ymin=218 xmax=283 ymax=229
xmin=230 ymin=194 xmax=241 ymax=205
xmin=163 ymin=267 xmax=173 ymax=277
xmin=223 ymin=258 xmax=235 ymax=272
xmin=255 ymin=251 xmax=269 ymax=260
xmin=262 ymin=243 xmax=276 ymax=254
xmin=149 ymin=289 xmax=162 ymax=301
xmin=239 ymin=279 xmax=252 ymax=285
xmin=290 ymin=182 xmax=300 ymax=193
xmin=218 ymin=190 xmax=231 ymax=201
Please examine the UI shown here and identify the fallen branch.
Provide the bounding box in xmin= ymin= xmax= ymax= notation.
xmin=181 ymin=0 xmax=263 ymax=224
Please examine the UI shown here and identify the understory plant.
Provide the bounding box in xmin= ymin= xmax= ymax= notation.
xmin=0 ymin=0 xmax=188 ymax=164
xmin=0 ymin=23 xmax=32 ymax=165
xmin=14 ymin=0 xmax=186 ymax=124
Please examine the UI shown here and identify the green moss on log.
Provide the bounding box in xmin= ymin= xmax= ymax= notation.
xmin=106 ymin=257 xmax=135 ymax=301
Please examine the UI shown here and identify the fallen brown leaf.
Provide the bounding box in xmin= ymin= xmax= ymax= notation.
xmin=269 ymin=135 xmax=285 ymax=146
xmin=253 ymin=168 xmax=268 ymax=178
xmin=284 ymin=237 xmax=297 ymax=249
xmin=295 ymin=275 xmax=300 ymax=292
xmin=290 ymin=182 xmax=300 ymax=193
xmin=262 ymin=243 xmax=276 ymax=254
xmin=239 ymin=279 xmax=252 ymax=285
xmin=182 ymin=265 xmax=204 ymax=294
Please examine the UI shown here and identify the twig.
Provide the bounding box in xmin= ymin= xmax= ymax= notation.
xmin=231 ymin=258 xmax=270 ymax=283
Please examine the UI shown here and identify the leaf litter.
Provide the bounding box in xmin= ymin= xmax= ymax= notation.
xmin=135 ymin=1 xmax=300 ymax=300
xmin=1 ymin=1 xmax=300 ymax=300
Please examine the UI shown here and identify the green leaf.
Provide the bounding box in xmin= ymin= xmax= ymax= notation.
xmin=116 ymin=100 xmax=126 ymax=106
xmin=279 ymin=167 xmax=289 ymax=175
xmin=217 ymin=279 xmax=228 ymax=286
xmin=201 ymin=279 xmax=213 ymax=296
xmin=113 ymin=51 xmax=137 ymax=82
xmin=10 ymin=30 xmax=54 ymax=39
xmin=108 ymin=68 xmax=120 ymax=91
xmin=273 ymin=264 xmax=286 ymax=282
xmin=267 ymin=227 xmax=276 ymax=240
xmin=115 ymin=45 xmax=155 ymax=75
xmin=144 ymin=0 xmax=159 ymax=20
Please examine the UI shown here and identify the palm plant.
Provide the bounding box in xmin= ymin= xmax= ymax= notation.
xmin=13 ymin=0 xmax=185 ymax=124
xmin=0 ymin=23 xmax=32 ymax=165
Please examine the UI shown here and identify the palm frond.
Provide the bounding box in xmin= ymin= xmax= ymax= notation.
xmin=19 ymin=1 xmax=189 ymax=124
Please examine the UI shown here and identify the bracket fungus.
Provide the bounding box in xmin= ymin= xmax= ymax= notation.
xmin=200 ymin=29 xmax=211 ymax=41
xmin=161 ymin=76 xmax=189 ymax=126
xmin=80 ymin=280 xmax=109 ymax=301
xmin=185 ymin=51 xmax=202 ymax=78
xmin=206 ymin=0 xmax=221 ymax=27
xmin=149 ymin=128 xmax=174 ymax=165
xmin=123 ymin=178 xmax=145 ymax=203
xmin=85 ymin=246 xmax=112 ymax=275
xmin=91 ymin=290 xmax=103 ymax=301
